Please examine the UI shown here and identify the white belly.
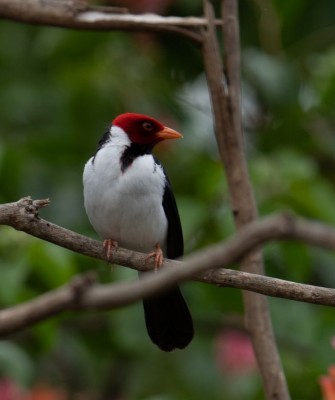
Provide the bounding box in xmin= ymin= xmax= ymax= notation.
xmin=83 ymin=144 xmax=168 ymax=253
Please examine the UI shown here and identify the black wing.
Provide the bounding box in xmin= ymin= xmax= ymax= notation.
xmin=161 ymin=170 xmax=184 ymax=260
xmin=143 ymin=161 xmax=193 ymax=352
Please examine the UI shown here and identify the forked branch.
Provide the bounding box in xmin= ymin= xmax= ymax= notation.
xmin=1 ymin=197 xmax=335 ymax=339
xmin=202 ymin=1 xmax=290 ymax=398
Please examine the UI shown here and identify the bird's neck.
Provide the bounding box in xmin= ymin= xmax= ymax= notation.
xmin=94 ymin=125 xmax=155 ymax=172
xmin=120 ymin=142 xmax=153 ymax=173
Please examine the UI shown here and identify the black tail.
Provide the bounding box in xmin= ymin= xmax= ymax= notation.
xmin=142 ymin=286 xmax=194 ymax=352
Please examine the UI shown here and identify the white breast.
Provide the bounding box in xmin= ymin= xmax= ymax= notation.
xmin=83 ymin=137 xmax=168 ymax=253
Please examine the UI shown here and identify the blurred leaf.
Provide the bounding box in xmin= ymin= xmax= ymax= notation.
xmin=27 ymin=242 xmax=76 ymax=289
xmin=0 ymin=342 xmax=33 ymax=386
xmin=0 ymin=260 xmax=29 ymax=305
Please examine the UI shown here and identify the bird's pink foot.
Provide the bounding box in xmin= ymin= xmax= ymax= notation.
xmin=103 ymin=239 xmax=119 ymax=262
xmin=146 ymin=243 xmax=164 ymax=272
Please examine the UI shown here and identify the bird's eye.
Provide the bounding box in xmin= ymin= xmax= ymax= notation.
xmin=142 ymin=122 xmax=153 ymax=131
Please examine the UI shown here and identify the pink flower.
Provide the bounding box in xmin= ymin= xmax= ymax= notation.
xmin=214 ymin=329 xmax=257 ymax=375
xmin=320 ymin=366 xmax=335 ymax=400
xmin=0 ymin=379 xmax=25 ymax=400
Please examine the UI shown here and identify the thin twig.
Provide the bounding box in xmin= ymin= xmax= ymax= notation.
xmin=202 ymin=1 xmax=231 ymax=162
xmin=0 ymin=0 xmax=220 ymax=44
xmin=222 ymin=0 xmax=241 ymax=134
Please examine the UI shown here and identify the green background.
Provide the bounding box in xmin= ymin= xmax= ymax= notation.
xmin=1 ymin=0 xmax=335 ymax=398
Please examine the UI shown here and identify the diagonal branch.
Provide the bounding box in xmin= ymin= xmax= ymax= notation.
xmin=5 ymin=197 xmax=335 ymax=283
xmin=2 ymin=197 xmax=335 ymax=335
xmin=2 ymin=197 xmax=335 ymax=336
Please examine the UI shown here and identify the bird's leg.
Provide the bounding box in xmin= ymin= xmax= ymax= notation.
xmin=103 ymin=239 xmax=119 ymax=262
xmin=145 ymin=243 xmax=164 ymax=272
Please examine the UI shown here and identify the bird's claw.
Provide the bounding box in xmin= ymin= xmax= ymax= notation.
xmin=103 ymin=239 xmax=119 ymax=262
xmin=146 ymin=243 xmax=164 ymax=272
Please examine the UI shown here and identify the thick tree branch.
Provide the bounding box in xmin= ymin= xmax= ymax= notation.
xmin=1 ymin=197 xmax=335 ymax=337
xmin=203 ymin=1 xmax=289 ymax=398
xmin=0 ymin=0 xmax=212 ymax=43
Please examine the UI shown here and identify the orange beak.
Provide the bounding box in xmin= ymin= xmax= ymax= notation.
xmin=155 ymin=126 xmax=183 ymax=141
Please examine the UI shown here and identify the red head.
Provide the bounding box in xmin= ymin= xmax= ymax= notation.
xmin=112 ymin=113 xmax=183 ymax=146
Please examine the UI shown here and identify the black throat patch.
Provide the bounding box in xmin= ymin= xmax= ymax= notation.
xmin=120 ymin=143 xmax=152 ymax=173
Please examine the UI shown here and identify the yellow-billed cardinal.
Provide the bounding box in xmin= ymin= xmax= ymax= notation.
xmin=83 ymin=113 xmax=194 ymax=351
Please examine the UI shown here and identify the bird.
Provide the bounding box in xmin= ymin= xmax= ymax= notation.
xmin=83 ymin=112 xmax=194 ymax=351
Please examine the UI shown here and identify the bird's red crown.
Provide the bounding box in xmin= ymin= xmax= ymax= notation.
xmin=112 ymin=113 xmax=182 ymax=146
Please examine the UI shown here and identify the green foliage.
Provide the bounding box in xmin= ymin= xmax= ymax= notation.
xmin=1 ymin=0 xmax=335 ymax=398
